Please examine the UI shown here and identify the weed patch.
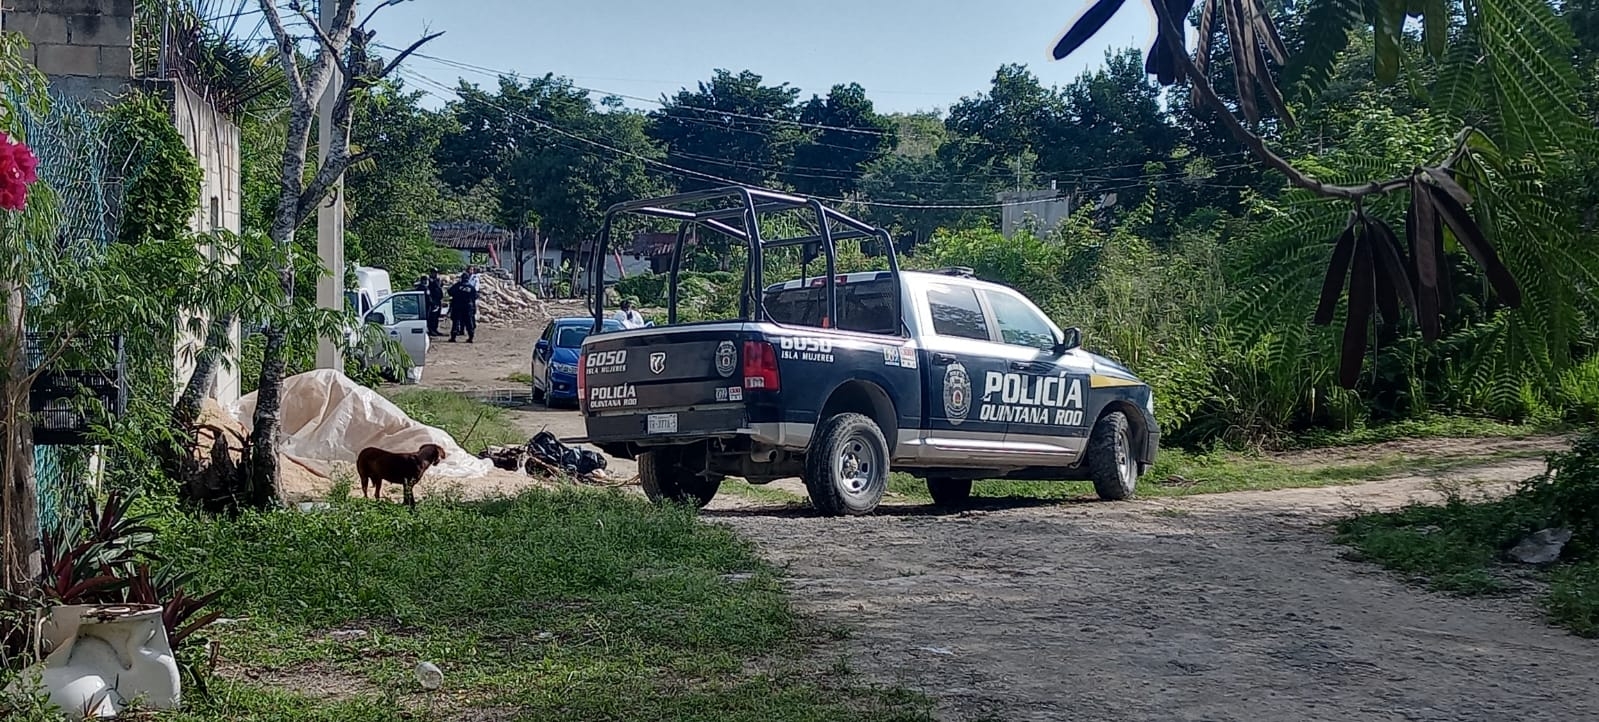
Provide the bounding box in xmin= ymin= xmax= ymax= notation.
xmin=886 ymin=443 xmax=1548 ymax=503
xmin=382 ymin=388 xmax=525 ymax=453
xmin=1336 ymin=430 xmax=1599 ymax=637
xmin=141 ymin=488 xmax=928 ymax=720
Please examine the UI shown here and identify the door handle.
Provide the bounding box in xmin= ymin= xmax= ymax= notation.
xmin=411 ymin=328 xmax=424 ymax=334
xmin=931 ymin=352 xmax=956 ymax=365
xmin=1010 ymin=361 xmax=1036 ymax=372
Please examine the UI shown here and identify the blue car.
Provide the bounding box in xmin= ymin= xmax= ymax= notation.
xmin=533 ymin=317 xmax=622 ymax=407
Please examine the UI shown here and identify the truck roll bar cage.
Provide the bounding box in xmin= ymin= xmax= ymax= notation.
xmin=588 ymin=186 xmax=903 ymax=333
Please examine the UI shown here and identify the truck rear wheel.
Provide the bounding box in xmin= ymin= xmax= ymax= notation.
xmin=639 ymin=447 xmax=721 ymax=508
xmin=1087 ymin=411 xmax=1139 ymax=501
xmin=804 ymin=413 xmax=889 ymax=516
xmin=926 ymin=478 xmax=973 ymax=508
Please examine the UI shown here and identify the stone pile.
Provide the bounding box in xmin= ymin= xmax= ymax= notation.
xmin=473 ymin=274 xmax=548 ymax=326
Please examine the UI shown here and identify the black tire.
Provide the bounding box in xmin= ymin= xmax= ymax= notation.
xmin=638 ymin=447 xmax=721 ymax=508
xmin=927 ymin=478 xmax=973 ymax=508
xmin=531 ymin=367 xmax=546 ymax=403
xmin=803 ymin=413 xmax=890 ymax=516
xmin=1087 ymin=411 xmax=1139 ymax=501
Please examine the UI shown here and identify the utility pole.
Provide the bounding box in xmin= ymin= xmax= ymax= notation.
xmin=314 ymin=0 xmax=347 ymax=370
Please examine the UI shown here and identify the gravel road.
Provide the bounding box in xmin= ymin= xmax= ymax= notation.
xmin=416 ymin=317 xmax=1599 ymax=721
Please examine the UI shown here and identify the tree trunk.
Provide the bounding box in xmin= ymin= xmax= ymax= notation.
xmin=0 ymin=282 xmax=38 ymax=598
xmin=174 ymin=313 xmax=235 ymax=430
xmin=245 ymin=323 xmax=287 ymax=508
xmin=243 ymin=98 xmax=314 ymax=507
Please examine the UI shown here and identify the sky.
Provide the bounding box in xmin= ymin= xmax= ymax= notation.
xmin=363 ymin=0 xmax=1161 ymax=114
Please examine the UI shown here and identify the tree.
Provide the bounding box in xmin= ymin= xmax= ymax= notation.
xmin=1052 ymin=0 xmax=1592 ymax=391
xmin=649 ymin=69 xmax=806 ymax=189
xmin=346 ymin=78 xmax=455 ymax=281
xmin=787 ymin=83 xmax=895 ymax=198
xmin=943 ymin=64 xmax=1065 ymax=190
xmin=242 ymin=0 xmax=440 ymax=504
xmin=437 ymin=75 xmax=667 ymax=253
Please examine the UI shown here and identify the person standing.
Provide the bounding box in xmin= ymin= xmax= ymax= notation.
xmin=448 ymin=272 xmax=479 ymax=343
xmin=424 ymin=268 xmax=445 ymax=336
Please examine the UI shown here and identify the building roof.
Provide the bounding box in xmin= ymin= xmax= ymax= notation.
xmin=429 ymin=222 xmax=531 ymax=251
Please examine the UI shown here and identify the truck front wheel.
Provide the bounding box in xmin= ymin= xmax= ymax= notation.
xmin=1087 ymin=411 xmax=1139 ymax=501
xmin=639 ymin=447 xmax=721 ymax=508
xmin=804 ymin=413 xmax=890 ymax=516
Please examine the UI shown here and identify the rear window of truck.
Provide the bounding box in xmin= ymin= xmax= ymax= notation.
xmin=763 ymin=278 xmax=898 ymax=335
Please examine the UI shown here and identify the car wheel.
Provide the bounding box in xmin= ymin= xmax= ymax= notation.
xmin=926 ymin=478 xmax=973 ymax=508
xmin=531 ymin=367 xmax=546 ymax=403
xmin=803 ymin=413 xmax=889 ymax=517
xmin=639 ymin=447 xmax=721 ymax=508
xmin=1087 ymin=411 xmax=1139 ymax=501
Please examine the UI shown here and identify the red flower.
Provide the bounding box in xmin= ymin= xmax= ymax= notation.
xmin=0 ymin=132 xmax=39 ymax=211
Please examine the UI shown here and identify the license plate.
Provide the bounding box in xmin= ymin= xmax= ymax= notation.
xmin=646 ymin=413 xmax=678 ymax=434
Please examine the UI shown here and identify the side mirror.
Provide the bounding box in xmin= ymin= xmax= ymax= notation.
xmin=364 ymin=311 xmax=385 ymax=325
xmin=801 ymin=242 xmax=821 ymax=265
xmin=535 ymin=339 xmax=550 ymax=355
xmin=1055 ymin=327 xmax=1082 ymax=354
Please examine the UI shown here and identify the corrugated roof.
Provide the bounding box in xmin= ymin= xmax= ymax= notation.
xmin=429 ymin=222 xmax=531 ymax=250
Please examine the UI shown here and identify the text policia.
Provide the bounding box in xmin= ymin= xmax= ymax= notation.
xmin=980 ymin=370 xmax=1085 ymax=426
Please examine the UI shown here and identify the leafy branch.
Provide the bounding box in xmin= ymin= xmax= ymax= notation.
xmin=1053 ymin=0 xmax=1537 ymax=387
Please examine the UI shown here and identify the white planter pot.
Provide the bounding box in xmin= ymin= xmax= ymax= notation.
xmin=4 ymin=604 xmax=182 ymax=717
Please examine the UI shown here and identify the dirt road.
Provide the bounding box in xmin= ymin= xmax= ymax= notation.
xmin=418 ymin=322 xmax=1599 ymax=720
xmin=705 ymin=456 xmax=1599 ymax=722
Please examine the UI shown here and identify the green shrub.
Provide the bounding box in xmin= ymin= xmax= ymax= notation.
xmin=1559 ymin=356 xmax=1599 ymax=423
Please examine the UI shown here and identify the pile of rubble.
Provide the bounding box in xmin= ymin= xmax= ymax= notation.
xmin=473 ymin=274 xmax=548 ymax=326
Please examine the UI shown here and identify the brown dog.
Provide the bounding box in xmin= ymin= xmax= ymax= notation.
xmin=356 ymin=443 xmax=447 ymax=509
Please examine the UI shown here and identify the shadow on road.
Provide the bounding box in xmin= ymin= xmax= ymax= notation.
xmin=702 ymin=494 xmax=1073 ymax=519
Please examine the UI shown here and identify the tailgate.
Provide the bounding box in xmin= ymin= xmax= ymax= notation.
xmin=580 ymin=325 xmax=752 ymax=440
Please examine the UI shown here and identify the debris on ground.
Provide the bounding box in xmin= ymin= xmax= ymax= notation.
xmin=480 ymin=431 xmax=622 ymax=485
xmin=474 ymin=274 xmax=549 ymax=326
xmin=1507 ymin=527 xmax=1572 ymax=565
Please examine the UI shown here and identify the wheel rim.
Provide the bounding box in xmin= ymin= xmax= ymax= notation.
xmin=834 ymin=432 xmax=882 ymax=500
xmin=1115 ymin=427 xmax=1135 ymax=486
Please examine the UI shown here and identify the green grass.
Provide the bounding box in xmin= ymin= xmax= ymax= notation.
xmin=1332 ymin=430 xmax=1599 ymax=638
xmin=502 ymin=372 xmax=534 ymax=385
xmin=1335 ymin=496 xmax=1599 ymax=636
xmin=139 ymin=489 xmax=930 ymax=721
xmin=382 ymin=388 xmax=525 ymax=453
xmin=1286 ymin=416 xmax=1561 ymax=450
xmin=885 ymin=445 xmax=1552 ymax=503
xmin=720 ymin=480 xmax=807 ymax=505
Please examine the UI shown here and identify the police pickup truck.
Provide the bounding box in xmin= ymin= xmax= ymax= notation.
xmin=577 ymin=187 xmax=1159 ymax=516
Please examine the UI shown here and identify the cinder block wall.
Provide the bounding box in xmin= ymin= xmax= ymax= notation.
xmin=5 ymin=0 xmax=135 ymax=102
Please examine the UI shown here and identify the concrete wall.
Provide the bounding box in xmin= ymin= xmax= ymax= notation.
xmin=164 ymin=78 xmax=243 ymax=405
xmin=998 ymin=189 xmax=1073 ymax=239
xmin=4 ymin=0 xmax=135 ymax=104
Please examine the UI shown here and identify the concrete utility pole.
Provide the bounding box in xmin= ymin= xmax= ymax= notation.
xmin=314 ymin=0 xmax=347 ymax=370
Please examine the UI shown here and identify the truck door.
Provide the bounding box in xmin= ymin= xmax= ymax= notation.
xmin=978 ymin=287 xmax=1091 ymax=464
xmin=915 ymin=282 xmax=1012 ymax=461
xmin=365 ymin=291 xmax=430 ymax=380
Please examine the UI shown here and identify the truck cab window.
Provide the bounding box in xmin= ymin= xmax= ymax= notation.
xmin=982 ymin=289 xmax=1057 ymax=351
xmin=926 ymin=285 xmax=990 ymax=341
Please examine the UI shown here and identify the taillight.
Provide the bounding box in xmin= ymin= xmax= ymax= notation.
xmin=576 ymin=353 xmax=588 ymax=403
xmin=742 ymin=340 xmax=780 ymax=391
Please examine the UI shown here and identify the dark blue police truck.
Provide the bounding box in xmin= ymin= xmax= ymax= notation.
xmin=578 ymin=187 xmax=1159 ymax=516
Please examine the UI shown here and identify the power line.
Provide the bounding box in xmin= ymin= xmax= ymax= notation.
xmin=394 ymin=54 xmax=1257 ymax=190
xmin=403 ymin=69 xmax=1252 ymax=211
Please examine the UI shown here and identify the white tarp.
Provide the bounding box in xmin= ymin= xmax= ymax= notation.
xmin=227 ymin=369 xmax=494 ymax=479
